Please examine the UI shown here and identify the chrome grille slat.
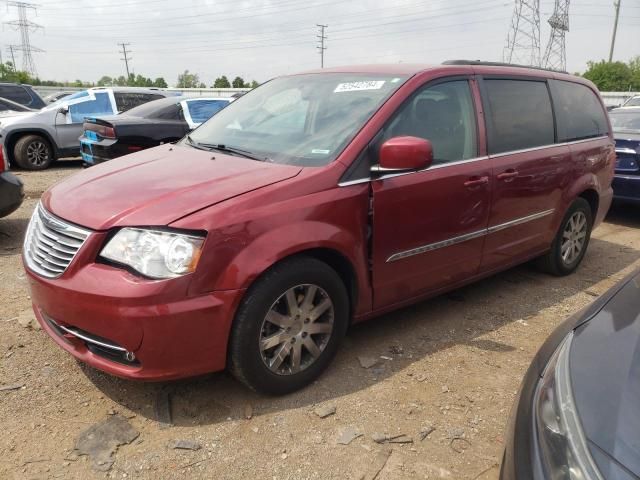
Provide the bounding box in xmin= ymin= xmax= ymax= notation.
xmin=33 ymin=227 xmax=77 ymax=255
xmin=23 ymin=204 xmax=91 ymax=279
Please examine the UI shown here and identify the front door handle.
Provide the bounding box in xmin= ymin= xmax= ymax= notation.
xmin=497 ymin=169 xmax=519 ymax=181
xmin=464 ymin=176 xmax=489 ymax=188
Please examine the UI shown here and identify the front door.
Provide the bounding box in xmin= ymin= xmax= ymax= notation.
xmin=371 ymin=79 xmax=492 ymax=309
xmin=55 ymin=90 xmax=116 ymax=151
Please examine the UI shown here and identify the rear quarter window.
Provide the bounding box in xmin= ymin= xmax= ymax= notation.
xmin=186 ymin=99 xmax=229 ymax=124
xmin=483 ymin=79 xmax=555 ymax=154
xmin=550 ymin=80 xmax=609 ymax=141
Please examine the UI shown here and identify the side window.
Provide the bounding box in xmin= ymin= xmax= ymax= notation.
xmin=154 ymin=104 xmax=183 ymax=120
xmin=68 ymin=92 xmax=114 ymax=123
xmin=0 ymin=85 xmax=32 ymax=105
xmin=381 ymin=80 xmax=477 ymax=163
xmin=186 ymin=100 xmax=229 ymax=124
xmin=551 ymin=81 xmax=609 ymax=141
xmin=115 ymin=93 xmax=164 ymax=112
xmin=484 ymin=79 xmax=555 ymax=154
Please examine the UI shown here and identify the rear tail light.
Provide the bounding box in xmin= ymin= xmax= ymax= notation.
xmin=83 ymin=122 xmax=116 ymax=139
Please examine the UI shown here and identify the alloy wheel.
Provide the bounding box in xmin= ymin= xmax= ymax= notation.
xmin=561 ymin=211 xmax=587 ymax=265
xmin=259 ymin=284 xmax=334 ymax=375
xmin=26 ymin=140 xmax=49 ymax=167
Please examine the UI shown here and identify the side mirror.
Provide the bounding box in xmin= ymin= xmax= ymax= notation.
xmin=373 ymin=136 xmax=433 ymax=173
xmin=58 ymin=106 xmax=69 ymax=115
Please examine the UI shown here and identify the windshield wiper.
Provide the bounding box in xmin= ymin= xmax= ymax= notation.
xmin=185 ymin=135 xmax=213 ymax=152
xmin=188 ymin=138 xmax=268 ymax=162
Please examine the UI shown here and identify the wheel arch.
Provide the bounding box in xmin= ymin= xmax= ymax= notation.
xmin=239 ymin=247 xmax=360 ymax=322
xmin=577 ymin=188 xmax=599 ymax=219
xmin=5 ymin=128 xmax=58 ymax=165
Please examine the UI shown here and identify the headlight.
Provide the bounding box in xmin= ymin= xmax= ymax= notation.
xmin=100 ymin=228 xmax=205 ymax=279
xmin=534 ymin=333 xmax=603 ymax=479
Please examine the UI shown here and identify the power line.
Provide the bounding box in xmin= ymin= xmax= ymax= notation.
xmin=608 ymin=0 xmax=621 ymax=62
xmin=541 ymin=0 xmax=569 ymax=70
xmin=4 ymin=1 xmax=44 ymax=77
xmin=118 ymin=42 xmax=132 ymax=78
xmin=316 ymin=24 xmax=327 ymax=68
xmin=503 ymin=0 xmax=541 ymax=66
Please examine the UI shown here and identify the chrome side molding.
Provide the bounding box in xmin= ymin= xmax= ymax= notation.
xmin=386 ymin=209 xmax=555 ymax=263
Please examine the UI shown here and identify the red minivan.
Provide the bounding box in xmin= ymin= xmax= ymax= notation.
xmin=23 ymin=61 xmax=615 ymax=394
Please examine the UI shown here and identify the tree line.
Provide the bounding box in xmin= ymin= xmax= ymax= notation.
xmin=0 ymin=62 xmax=258 ymax=90
xmin=581 ymin=57 xmax=640 ymax=92
xmin=176 ymin=70 xmax=259 ymax=89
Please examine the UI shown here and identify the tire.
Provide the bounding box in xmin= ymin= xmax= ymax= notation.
xmin=537 ymin=197 xmax=593 ymax=276
xmin=14 ymin=135 xmax=54 ymax=170
xmin=228 ymin=256 xmax=349 ymax=395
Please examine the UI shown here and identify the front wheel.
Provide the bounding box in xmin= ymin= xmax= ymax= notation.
xmin=537 ymin=197 xmax=593 ymax=276
xmin=13 ymin=135 xmax=54 ymax=170
xmin=228 ymin=257 xmax=349 ymax=395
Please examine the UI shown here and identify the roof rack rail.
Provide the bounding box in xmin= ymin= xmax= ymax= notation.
xmin=442 ymin=60 xmax=567 ymax=74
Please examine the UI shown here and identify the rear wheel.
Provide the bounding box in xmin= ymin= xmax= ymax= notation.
xmin=14 ymin=135 xmax=53 ymax=170
xmin=228 ymin=257 xmax=349 ymax=395
xmin=537 ymin=198 xmax=593 ymax=276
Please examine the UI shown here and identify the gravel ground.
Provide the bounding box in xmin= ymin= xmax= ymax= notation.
xmin=2 ymin=161 xmax=640 ymax=480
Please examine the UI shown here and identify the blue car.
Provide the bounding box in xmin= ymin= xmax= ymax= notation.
xmin=610 ymin=107 xmax=640 ymax=204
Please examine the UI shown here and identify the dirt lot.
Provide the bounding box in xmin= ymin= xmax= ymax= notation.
xmin=1 ymin=161 xmax=640 ymax=480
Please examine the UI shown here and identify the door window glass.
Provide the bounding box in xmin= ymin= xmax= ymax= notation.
xmin=186 ymin=99 xmax=229 ymax=124
xmin=115 ymin=92 xmax=164 ymax=112
xmin=552 ymin=81 xmax=609 ymax=141
xmin=381 ymin=80 xmax=478 ymax=163
xmin=0 ymin=85 xmax=31 ymax=105
xmin=484 ymin=79 xmax=555 ymax=154
xmin=68 ymin=92 xmax=114 ymax=123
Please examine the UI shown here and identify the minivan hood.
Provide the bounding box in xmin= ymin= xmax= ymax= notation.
xmin=43 ymin=145 xmax=302 ymax=230
xmin=569 ymin=271 xmax=640 ymax=476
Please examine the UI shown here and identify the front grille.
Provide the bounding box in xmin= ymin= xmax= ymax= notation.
xmin=23 ymin=204 xmax=91 ymax=278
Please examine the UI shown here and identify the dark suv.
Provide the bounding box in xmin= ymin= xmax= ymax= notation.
xmin=0 ymin=83 xmax=46 ymax=110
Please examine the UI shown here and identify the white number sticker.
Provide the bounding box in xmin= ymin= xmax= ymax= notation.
xmin=334 ymin=81 xmax=385 ymax=93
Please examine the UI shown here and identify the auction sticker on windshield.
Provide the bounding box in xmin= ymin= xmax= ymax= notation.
xmin=334 ymin=81 xmax=385 ymax=93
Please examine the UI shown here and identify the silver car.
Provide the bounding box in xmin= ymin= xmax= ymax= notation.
xmin=0 ymin=87 xmax=175 ymax=170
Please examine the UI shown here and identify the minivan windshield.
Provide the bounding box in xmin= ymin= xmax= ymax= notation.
xmin=609 ymin=110 xmax=640 ymax=132
xmin=183 ymin=73 xmax=408 ymax=166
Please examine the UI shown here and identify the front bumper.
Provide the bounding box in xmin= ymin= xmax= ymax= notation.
xmin=25 ymin=250 xmax=245 ymax=381
xmin=612 ymin=174 xmax=640 ymax=204
xmin=0 ymin=171 xmax=24 ymax=218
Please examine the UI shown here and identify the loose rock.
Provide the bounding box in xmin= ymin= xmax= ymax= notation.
xmin=314 ymin=404 xmax=336 ymax=419
xmin=168 ymin=439 xmax=202 ymax=451
xmin=358 ymin=356 xmax=378 ymax=369
xmin=337 ymin=427 xmax=362 ymax=445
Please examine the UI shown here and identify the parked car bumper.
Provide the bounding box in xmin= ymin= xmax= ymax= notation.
xmin=24 ymin=260 xmax=244 ymax=381
xmin=612 ymin=174 xmax=640 ymax=204
xmin=0 ymin=171 xmax=24 ymax=218
xmin=80 ymin=137 xmax=122 ymax=165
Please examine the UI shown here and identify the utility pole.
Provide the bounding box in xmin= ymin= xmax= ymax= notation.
xmin=4 ymin=1 xmax=44 ymax=77
xmin=608 ymin=0 xmax=621 ymax=62
xmin=118 ymin=42 xmax=132 ymax=78
xmin=316 ymin=24 xmax=327 ymax=68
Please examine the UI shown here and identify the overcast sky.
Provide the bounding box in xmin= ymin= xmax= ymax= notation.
xmin=1 ymin=0 xmax=638 ymax=86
